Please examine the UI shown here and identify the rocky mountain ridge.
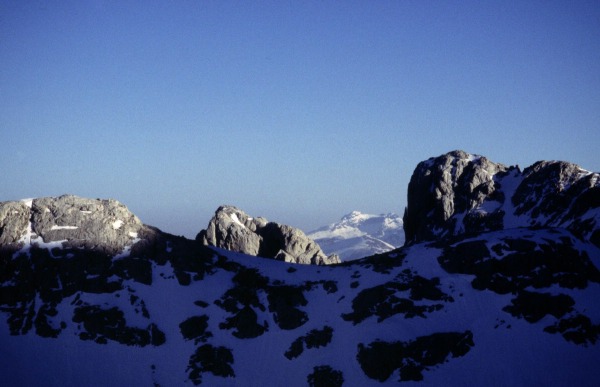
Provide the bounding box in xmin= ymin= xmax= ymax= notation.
xmin=197 ymin=205 xmax=340 ymax=265
xmin=0 ymin=150 xmax=598 ymax=386
xmin=308 ymin=211 xmax=404 ymax=261
xmin=404 ymin=150 xmax=600 ymax=247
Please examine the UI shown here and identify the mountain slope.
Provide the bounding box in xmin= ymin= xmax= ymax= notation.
xmin=0 ymin=151 xmax=599 ymax=386
xmin=308 ymin=212 xmax=404 ymax=261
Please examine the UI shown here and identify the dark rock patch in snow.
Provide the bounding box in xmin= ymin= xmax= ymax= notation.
xmin=112 ymin=257 xmax=153 ymax=285
xmin=284 ymin=326 xmax=333 ymax=359
xmin=357 ymin=331 xmax=474 ymax=382
xmin=180 ymin=315 xmax=212 ymax=344
xmin=215 ymin=267 xmax=270 ymax=339
xmin=343 ymin=282 xmax=442 ymax=324
xmin=307 ymin=365 xmax=344 ymax=387
xmin=544 ymin=314 xmax=600 ymax=345
xmin=219 ymin=305 xmax=268 ymax=339
xmin=502 ymin=290 xmax=575 ymax=323
xmin=34 ymin=303 xmax=63 ymax=338
xmin=267 ymin=284 xmax=308 ymax=330
xmin=72 ymin=304 xmax=165 ymax=346
xmin=186 ymin=344 xmax=235 ymax=385
xmin=342 ymin=272 xmax=451 ymax=324
xmin=439 ymin=231 xmax=600 ymax=294
xmin=349 ymin=250 xmax=406 ymax=274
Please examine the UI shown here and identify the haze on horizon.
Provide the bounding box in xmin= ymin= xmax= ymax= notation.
xmin=1 ymin=1 xmax=599 ymax=238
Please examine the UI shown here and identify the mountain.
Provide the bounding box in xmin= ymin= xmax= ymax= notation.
xmin=1 ymin=150 xmax=599 ymax=386
xmin=197 ymin=205 xmax=340 ymax=265
xmin=404 ymin=150 xmax=599 ymax=247
xmin=308 ymin=211 xmax=404 ymax=261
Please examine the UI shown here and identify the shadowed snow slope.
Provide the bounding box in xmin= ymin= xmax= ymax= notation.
xmin=0 ymin=151 xmax=599 ymax=386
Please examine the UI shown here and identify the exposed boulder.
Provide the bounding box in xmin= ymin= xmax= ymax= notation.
xmin=198 ymin=206 xmax=340 ymax=265
xmin=403 ymin=150 xmax=600 ymax=247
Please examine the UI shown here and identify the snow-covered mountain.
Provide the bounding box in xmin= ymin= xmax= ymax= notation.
xmin=308 ymin=211 xmax=404 ymax=261
xmin=1 ymin=150 xmax=599 ymax=386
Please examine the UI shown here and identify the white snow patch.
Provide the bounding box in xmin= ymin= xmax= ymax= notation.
xmin=230 ymin=213 xmax=246 ymax=228
xmin=128 ymin=231 xmax=138 ymax=238
xmin=50 ymin=225 xmax=78 ymax=230
xmin=467 ymin=153 xmax=482 ymax=162
xmin=20 ymin=198 xmax=33 ymax=208
xmin=112 ymin=220 xmax=124 ymax=229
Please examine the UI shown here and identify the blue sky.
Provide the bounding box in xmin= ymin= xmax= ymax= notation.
xmin=1 ymin=1 xmax=599 ymax=237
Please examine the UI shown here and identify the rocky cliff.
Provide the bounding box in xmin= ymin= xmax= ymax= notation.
xmin=403 ymin=150 xmax=600 ymax=247
xmin=197 ymin=205 xmax=340 ymax=265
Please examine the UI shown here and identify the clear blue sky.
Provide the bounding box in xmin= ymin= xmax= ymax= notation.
xmin=2 ymin=1 xmax=599 ymax=238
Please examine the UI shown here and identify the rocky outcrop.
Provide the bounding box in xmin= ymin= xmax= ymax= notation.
xmin=403 ymin=150 xmax=600 ymax=247
xmin=0 ymin=195 xmax=143 ymax=255
xmin=0 ymin=201 xmax=30 ymax=246
xmin=197 ymin=206 xmax=340 ymax=265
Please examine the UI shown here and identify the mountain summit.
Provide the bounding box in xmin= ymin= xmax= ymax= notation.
xmin=404 ymin=150 xmax=599 ymax=247
xmin=308 ymin=211 xmax=404 ymax=261
xmin=197 ymin=205 xmax=340 ymax=265
xmin=0 ymin=151 xmax=599 ymax=386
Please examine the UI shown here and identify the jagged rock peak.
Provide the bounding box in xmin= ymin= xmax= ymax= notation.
xmin=0 ymin=194 xmax=143 ymax=255
xmin=197 ymin=205 xmax=340 ymax=265
xmin=403 ymin=150 xmax=600 ymax=247
xmin=403 ymin=150 xmax=511 ymax=244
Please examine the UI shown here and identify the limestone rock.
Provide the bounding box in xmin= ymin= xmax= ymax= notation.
xmin=0 ymin=200 xmax=30 ymax=246
xmin=198 ymin=206 xmax=340 ymax=265
xmin=403 ymin=150 xmax=509 ymax=244
xmin=0 ymin=195 xmax=143 ymax=255
xmin=403 ymin=150 xmax=600 ymax=247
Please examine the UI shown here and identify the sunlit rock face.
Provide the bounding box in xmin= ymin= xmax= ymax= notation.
xmin=198 ymin=205 xmax=341 ymax=265
xmin=0 ymin=195 xmax=143 ymax=255
xmin=403 ymin=150 xmax=600 ymax=247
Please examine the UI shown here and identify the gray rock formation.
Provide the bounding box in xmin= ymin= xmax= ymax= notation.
xmin=403 ymin=150 xmax=600 ymax=247
xmin=0 ymin=195 xmax=143 ymax=255
xmin=198 ymin=206 xmax=341 ymax=265
xmin=0 ymin=201 xmax=30 ymax=246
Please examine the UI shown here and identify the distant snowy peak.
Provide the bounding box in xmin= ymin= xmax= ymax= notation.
xmin=308 ymin=211 xmax=404 ymax=261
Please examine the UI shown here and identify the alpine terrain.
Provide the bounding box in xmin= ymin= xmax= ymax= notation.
xmin=0 ymin=150 xmax=598 ymax=386
xmin=308 ymin=212 xmax=404 ymax=261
